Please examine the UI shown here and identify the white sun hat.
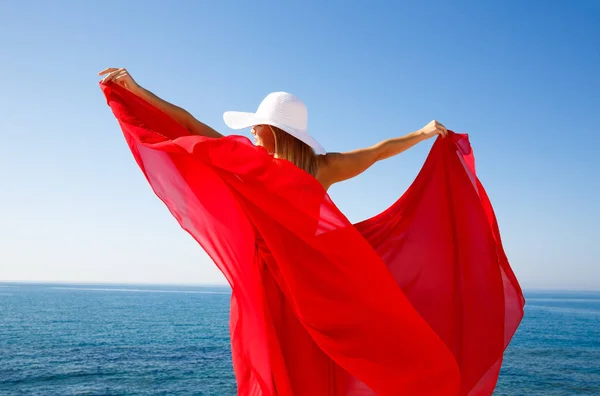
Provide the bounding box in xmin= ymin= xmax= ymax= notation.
xmin=223 ymin=92 xmax=326 ymax=155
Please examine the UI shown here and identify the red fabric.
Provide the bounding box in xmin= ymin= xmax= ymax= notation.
xmin=101 ymin=82 xmax=524 ymax=396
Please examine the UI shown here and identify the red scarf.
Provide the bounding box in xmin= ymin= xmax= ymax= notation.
xmin=101 ymin=82 xmax=524 ymax=395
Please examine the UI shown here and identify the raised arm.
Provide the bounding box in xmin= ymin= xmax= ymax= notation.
xmin=318 ymin=121 xmax=448 ymax=188
xmin=98 ymin=68 xmax=222 ymax=138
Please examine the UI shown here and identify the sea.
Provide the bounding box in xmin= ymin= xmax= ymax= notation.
xmin=0 ymin=284 xmax=598 ymax=395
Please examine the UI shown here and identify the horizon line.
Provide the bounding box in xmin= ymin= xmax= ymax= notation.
xmin=1 ymin=280 xmax=599 ymax=292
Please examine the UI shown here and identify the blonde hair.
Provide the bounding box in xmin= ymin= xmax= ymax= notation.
xmin=268 ymin=125 xmax=319 ymax=177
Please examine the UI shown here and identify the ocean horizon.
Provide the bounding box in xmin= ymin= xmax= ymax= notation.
xmin=1 ymin=282 xmax=599 ymax=395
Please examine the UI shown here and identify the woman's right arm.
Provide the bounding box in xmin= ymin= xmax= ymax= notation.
xmin=99 ymin=68 xmax=222 ymax=138
xmin=318 ymin=121 xmax=448 ymax=187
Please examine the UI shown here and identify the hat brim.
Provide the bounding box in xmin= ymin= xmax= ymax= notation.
xmin=223 ymin=111 xmax=260 ymax=130
xmin=222 ymin=111 xmax=326 ymax=155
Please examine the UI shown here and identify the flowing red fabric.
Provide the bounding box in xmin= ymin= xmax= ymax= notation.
xmin=101 ymin=82 xmax=524 ymax=396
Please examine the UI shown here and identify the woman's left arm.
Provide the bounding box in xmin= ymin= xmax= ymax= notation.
xmin=319 ymin=120 xmax=447 ymax=187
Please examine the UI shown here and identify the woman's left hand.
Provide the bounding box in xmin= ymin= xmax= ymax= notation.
xmin=419 ymin=120 xmax=448 ymax=139
xmin=98 ymin=68 xmax=141 ymax=94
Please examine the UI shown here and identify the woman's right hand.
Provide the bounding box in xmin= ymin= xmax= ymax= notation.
xmin=419 ymin=120 xmax=448 ymax=139
xmin=98 ymin=68 xmax=141 ymax=94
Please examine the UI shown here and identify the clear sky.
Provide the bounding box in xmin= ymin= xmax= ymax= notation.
xmin=0 ymin=1 xmax=598 ymax=289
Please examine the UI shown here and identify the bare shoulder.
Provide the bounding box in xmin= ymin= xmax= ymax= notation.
xmin=316 ymin=153 xmax=342 ymax=191
xmin=318 ymin=152 xmax=339 ymax=168
xmin=316 ymin=147 xmax=380 ymax=189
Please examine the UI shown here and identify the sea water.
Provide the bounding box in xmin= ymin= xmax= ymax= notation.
xmin=1 ymin=284 xmax=598 ymax=395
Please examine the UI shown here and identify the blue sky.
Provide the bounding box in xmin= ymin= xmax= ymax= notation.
xmin=0 ymin=1 xmax=598 ymax=289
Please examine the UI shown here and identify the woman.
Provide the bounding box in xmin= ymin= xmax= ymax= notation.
xmin=99 ymin=68 xmax=448 ymax=191
xmin=99 ymin=68 xmax=523 ymax=396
